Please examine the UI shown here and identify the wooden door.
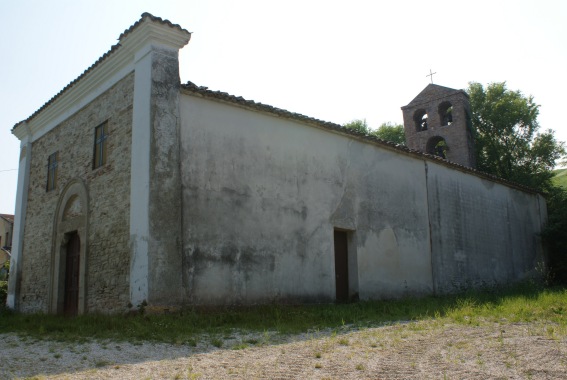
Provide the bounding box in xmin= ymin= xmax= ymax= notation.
xmin=64 ymin=232 xmax=80 ymax=316
xmin=334 ymin=231 xmax=349 ymax=302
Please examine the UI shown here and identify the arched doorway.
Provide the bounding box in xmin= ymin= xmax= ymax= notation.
xmin=50 ymin=179 xmax=89 ymax=315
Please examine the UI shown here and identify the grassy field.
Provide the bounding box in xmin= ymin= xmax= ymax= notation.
xmin=553 ymin=168 xmax=567 ymax=188
xmin=1 ymin=282 xmax=566 ymax=344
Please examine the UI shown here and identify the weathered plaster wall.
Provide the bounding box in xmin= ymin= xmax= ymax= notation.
xmin=147 ymin=48 xmax=184 ymax=305
xmin=179 ymin=95 xmax=434 ymax=305
xmin=426 ymin=162 xmax=546 ymax=293
xmin=18 ymin=73 xmax=133 ymax=313
xmin=129 ymin=45 xmax=184 ymax=309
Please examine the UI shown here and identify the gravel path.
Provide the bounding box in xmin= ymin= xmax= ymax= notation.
xmin=1 ymin=321 xmax=566 ymax=379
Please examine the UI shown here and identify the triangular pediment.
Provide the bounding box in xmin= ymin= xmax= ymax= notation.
xmin=403 ymin=84 xmax=466 ymax=109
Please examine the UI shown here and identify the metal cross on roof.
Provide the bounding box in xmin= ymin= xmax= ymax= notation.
xmin=426 ymin=69 xmax=437 ymax=84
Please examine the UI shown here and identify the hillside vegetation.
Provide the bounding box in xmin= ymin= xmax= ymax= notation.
xmin=553 ymin=168 xmax=567 ymax=188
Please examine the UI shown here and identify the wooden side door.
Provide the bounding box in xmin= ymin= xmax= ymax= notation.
xmin=334 ymin=230 xmax=349 ymax=302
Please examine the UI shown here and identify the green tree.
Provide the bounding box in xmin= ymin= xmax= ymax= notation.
xmin=370 ymin=122 xmax=406 ymax=145
xmin=468 ymin=81 xmax=566 ymax=284
xmin=343 ymin=119 xmax=369 ymax=135
xmin=343 ymin=120 xmax=406 ymax=145
xmin=467 ymin=82 xmax=565 ymax=191
xmin=542 ymin=186 xmax=567 ymax=284
xmin=0 ymin=260 xmax=8 ymax=306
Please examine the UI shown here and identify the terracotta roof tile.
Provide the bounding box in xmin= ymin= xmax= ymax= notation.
xmin=13 ymin=44 xmax=122 ymax=131
xmin=181 ymin=81 xmax=539 ymax=195
xmin=118 ymin=12 xmax=189 ymax=41
xmin=11 ymin=13 xmax=539 ymax=196
xmin=13 ymin=13 xmax=188 ymax=131
xmin=0 ymin=214 xmax=14 ymax=223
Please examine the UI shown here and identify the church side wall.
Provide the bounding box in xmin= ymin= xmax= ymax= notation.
xmin=426 ymin=162 xmax=546 ymax=293
xmin=179 ymin=95 xmax=433 ymax=305
xmin=18 ymin=73 xmax=134 ymax=313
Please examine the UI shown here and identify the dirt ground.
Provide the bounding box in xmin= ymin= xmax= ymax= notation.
xmin=1 ymin=320 xmax=566 ymax=379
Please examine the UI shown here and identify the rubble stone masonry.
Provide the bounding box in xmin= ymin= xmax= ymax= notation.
xmin=19 ymin=73 xmax=134 ymax=313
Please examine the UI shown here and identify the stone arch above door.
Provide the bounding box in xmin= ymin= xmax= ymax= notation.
xmin=50 ymin=179 xmax=89 ymax=315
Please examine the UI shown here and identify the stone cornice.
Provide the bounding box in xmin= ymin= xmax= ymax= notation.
xmin=12 ymin=13 xmax=191 ymax=142
xmin=120 ymin=15 xmax=191 ymax=57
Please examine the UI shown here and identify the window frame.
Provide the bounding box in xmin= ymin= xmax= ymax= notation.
xmin=93 ymin=122 xmax=109 ymax=169
xmin=46 ymin=151 xmax=58 ymax=192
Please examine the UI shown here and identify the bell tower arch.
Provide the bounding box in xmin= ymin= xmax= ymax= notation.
xmin=401 ymin=84 xmax=476 ymax=168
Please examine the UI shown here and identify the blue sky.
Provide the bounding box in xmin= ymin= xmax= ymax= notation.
xmin=1 ymin=0 xmax=566 ymax=213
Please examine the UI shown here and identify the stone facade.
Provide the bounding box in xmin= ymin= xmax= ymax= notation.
xmin=401 ymin=84 xmax=476 ymax=168
xmin=17 ymin=73 xmax=133 ymax=313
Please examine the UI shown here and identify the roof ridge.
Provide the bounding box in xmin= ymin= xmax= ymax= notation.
xmin=0 ymin=214 xmax=14 ymax=223
xmin=181 ymin=81 xmax=539 ymax=195
xmin=13 ymin=43 xmax=122 ymax=130
xmin=118 ymin=12 xmax=190 ymax=41
xmin=402 ymin=83 xmax=468 ymax=110
xmin=13 ymin=12 xmax=189 ymax=131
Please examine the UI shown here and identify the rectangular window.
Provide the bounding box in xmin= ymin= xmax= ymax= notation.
xmin=93 ymin=122 xmax=108 ymax=169
xmin=46 ymin=152 xmax=58 ymax=191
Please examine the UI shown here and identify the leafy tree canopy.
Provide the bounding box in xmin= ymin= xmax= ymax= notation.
xmin=467 ymin=82 xmax=565 ymax=191
xmin=370 ymin=122 xmax=406 ymax=145
xmin=343 ymin=120 xmax=406 ymax=145
xmin=468 ymin=82 xmax=567 ymax=284
xmin=343 ymin=119 xmax=370 ymax=135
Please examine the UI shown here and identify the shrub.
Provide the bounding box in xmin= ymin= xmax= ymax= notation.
xmin=0 ymin=280 xmax=7 ymax=306
xmin=543 ymin=186 xmax=567 ymax=284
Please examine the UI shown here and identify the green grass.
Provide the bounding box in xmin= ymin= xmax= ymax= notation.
xmin=553 ymin=168 xmax=567 ymax=188
xmin=0 ymin=282 xmax=565 ymax=343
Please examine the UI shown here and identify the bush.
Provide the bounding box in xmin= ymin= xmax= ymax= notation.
xmin=0 ymin=260 xmax=9 ymax=306
xmin=0 ymin=280 xmax=7 ymax=306
xmin=542 ymin=186 xmax=567 ymax=285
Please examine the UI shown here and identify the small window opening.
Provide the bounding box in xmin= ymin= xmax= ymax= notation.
xmin=93 ymin=122 xmax=108 ymax=169
xmin=427 ymin=136 xmax=448 ymax=159
xmin=438 ymin=102 xmax=453 ymax=126
xmin=413 ymin=109 xmax=428 ymax=131
xmin=46 ymin=152 xmax=58 ymax=192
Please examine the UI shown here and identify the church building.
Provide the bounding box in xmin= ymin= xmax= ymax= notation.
xmin=8 ymin=14 xmax=546 ymax=315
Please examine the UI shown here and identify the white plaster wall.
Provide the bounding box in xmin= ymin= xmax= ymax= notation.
xmin=7 ymin=140 xmax=31 ymax=309
xmin=179 ymin=95 xmax=433 ymax=304
xmin=425 ymin=162 xmax=546 ymax=293
xmin=129 ymin=46 xmax=153 ymax=307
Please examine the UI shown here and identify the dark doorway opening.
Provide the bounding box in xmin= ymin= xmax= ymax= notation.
xmin=64 ymin=232 xmax=80 ymax=316
xmin=334 ymin=230 xmax=349 ymax=302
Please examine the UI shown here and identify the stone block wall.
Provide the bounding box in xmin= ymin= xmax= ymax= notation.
xmin=19 ymin=73 xmax=134 ymax=313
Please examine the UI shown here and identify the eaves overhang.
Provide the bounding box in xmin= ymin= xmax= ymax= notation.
xmin=12 ymin=13 xmax=191 ymax=142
